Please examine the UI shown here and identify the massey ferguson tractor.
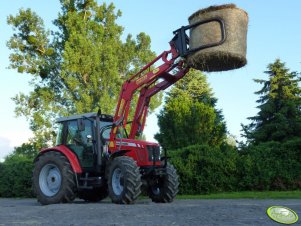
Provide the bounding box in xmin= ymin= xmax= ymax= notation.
xmin=32 ymin=5 xmax=248 ymax=205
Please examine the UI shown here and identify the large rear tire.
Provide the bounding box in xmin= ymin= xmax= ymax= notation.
xmin=33 ymin=151 xmax=77 ymax=205
xmin=148 ymin=163 xmax=179 ymax=203
xmin=107 ymin=156 xmax=142 ymax=204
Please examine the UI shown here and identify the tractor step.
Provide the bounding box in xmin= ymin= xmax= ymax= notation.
xmin=78 ymin=176 xmax=103 ymax=190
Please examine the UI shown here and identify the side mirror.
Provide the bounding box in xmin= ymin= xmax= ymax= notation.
xmin=77 ymin=119 xmax=85 ymax=131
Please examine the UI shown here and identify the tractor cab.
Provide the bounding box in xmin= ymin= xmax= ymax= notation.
xmin=54 ymin=112 xmax=161 ymax=173
xmin=55 ymin=112 xmax=114 ymax=170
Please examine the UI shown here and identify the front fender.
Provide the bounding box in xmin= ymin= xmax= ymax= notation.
xmin=109 ymin=150 xmax=130 ymax=160
xmin=36 ymin=145 xmax=82 ymax=174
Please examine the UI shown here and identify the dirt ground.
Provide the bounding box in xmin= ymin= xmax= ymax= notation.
xmin=0 ymin=198 xmax=300 ymax=225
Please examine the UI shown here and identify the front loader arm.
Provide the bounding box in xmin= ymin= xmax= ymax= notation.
xmin=129 ymin=61 xmax=189 ymax=139
xmin=108 ymin=17 xmax=226 ymax=147
xmin=109 ymin=41 xmax=190 ymax=147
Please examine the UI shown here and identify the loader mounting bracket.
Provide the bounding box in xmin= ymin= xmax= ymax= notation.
xmin=172 ymin=17 xmax=226 ymax=57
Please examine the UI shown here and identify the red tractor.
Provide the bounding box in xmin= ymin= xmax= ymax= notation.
xmin=32 ymin=19 xmax=226 ymax=205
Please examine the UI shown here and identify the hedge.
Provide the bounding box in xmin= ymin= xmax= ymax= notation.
xmin=1 ymin=139 xmax=300 ymax=197
xmin=0 ymin=156 xmax=34 ymax=198
xmin=169 ymin=144 xmax=239 ymax=194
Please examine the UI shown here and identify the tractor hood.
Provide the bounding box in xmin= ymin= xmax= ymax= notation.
xmin=115 ymin=138 xmax=160 ymax=149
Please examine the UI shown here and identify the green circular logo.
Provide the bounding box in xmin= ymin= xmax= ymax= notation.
xmin=267 ymin=206 xmax=298 ymax=224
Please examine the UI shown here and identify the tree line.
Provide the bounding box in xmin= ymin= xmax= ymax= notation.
xmin=1 ymin=0 xmax=301 ymax=197
xmin=165 ymin=59 xmax=301 ymax=194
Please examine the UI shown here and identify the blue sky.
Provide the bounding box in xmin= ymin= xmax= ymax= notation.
xmin=1 ymin=0 xmax=300 ymax=160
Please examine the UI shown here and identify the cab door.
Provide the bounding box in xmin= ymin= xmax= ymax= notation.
xmin=65 ymin=119 xmax=94 ymax=168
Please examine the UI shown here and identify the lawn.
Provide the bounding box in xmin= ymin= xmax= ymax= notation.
xmin=177 ymin=191 xmax=301 ymax=199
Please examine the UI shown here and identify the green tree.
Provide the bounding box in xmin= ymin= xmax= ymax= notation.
xmin=5 ymin=142 xmax=38 ymax=161
xmin=242 ymin=59 xmax=301 ymax=144
xmin=239 ymin=59 xmax=301 ymax=191
xmin=155 ymin=70 xmax=227 ymax=150
xmin=7 ymin=0 xmax=160 ymax=147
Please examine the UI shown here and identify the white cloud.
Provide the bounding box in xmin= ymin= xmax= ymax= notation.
xmin=0 ymin=136 xmax=12 ymax=160
xmin=0 ymin=130 xmax=33 ymax=160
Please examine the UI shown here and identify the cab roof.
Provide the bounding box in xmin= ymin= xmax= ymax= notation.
xmin=56 ymin=112 xmax=113 ymax=123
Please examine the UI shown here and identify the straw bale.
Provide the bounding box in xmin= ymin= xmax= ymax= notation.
xmin=187 ymin=4 xmax=248 ymax=72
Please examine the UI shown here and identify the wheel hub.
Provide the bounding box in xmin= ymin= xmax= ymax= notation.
xmin=112 ymin=167 xmax=124 ymax=196
xmin=39 ymin=164 xmax=62 ymax=197
xmin=152 ymin=186 xmax=161 ymax=195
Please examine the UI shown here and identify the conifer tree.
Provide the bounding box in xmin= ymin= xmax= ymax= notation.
xmin=155 ymin=70 xmax=227 ymax=150
xmin=242 ymin=59 xmax=301 ymax=144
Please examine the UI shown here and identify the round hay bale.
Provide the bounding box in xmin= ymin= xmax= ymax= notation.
xmin=187 ymin=4 xmax=248 ymax=72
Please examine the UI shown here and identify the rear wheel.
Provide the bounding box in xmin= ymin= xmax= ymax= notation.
xmin=107 ymin=156 xmax=142 ymax=204
xmin=148 ymin=163 xmax=179 ymax=203
xmin=33 ymin=151 xmax=76 ymax=205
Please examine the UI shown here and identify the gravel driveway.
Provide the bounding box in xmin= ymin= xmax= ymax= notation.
xmin=0 ymin=198 xmax=300 ymax=225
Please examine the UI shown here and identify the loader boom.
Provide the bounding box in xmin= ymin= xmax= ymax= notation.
xmin=109 ymin=17 xmax=227 ymax=146
xmin=109 ymin=40 xmax=190 ymax=146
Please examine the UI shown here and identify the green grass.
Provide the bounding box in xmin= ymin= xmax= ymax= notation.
xmin=177 ymin=191 xmax=301 ymax=199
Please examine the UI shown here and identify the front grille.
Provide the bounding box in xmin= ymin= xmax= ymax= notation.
xmin=147 ymin=145 xmax=160 ymax=162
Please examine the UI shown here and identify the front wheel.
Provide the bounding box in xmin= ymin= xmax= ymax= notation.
xmin=107 ymin=156 xmax=142 ymax=204
xmin=33 ymin=151 xmax=77 ymax=205
xmin=148 ymin=163 xmax=179 ymax=203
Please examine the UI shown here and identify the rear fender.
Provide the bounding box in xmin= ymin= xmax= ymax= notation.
xmin=36 ymin=145 xmax=82 ymax=173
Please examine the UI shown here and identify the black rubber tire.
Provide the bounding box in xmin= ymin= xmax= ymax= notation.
xmin=78 ymin=186 xmax=108 ymax=202
xmin=107 ymin=156 xmax=142 ymax=204
xmin=33 ymin=151 xmax=77 ymax=205
xmin=148 ymin=163 xmax=179 ymax=203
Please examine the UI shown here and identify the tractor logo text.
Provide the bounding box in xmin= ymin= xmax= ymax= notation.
xmin=136 ymin=74 xmax=148 ymax=85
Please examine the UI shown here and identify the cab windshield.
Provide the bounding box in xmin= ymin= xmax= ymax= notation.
xmin=100 ymin=122 xmax=128 ymax=140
